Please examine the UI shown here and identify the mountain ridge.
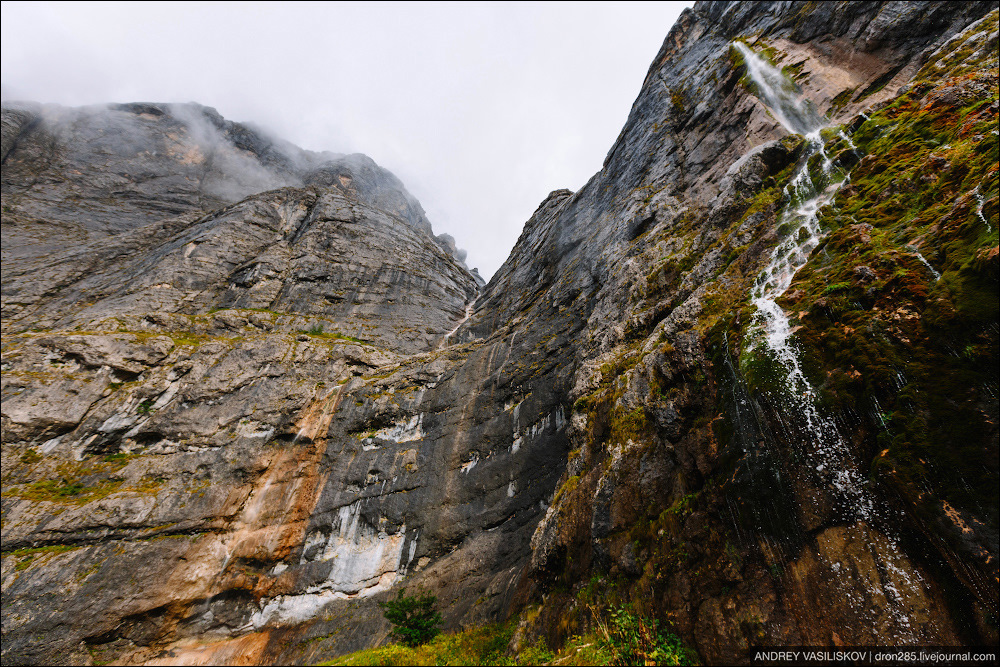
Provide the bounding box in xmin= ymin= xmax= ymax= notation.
xmin=2 ymin=1 xmax=997 ymax=664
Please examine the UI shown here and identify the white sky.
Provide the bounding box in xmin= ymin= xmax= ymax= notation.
xmin=1 ymin=1 xmax=691 ymax=279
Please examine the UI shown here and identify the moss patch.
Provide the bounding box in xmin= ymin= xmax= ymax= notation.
xmin=772 ymin=38 xmax=998 ymax=529
xmin=321 ymin=618 xmax=516 ymax=666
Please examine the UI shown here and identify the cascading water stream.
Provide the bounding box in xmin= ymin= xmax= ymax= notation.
xmin=909 ymin=246 xmax=942 ymax=281
xmin=734 ymin=42 xmax=932 ymax=640
xmin=973 ymin=184 xmax=992 ymax=233
xmin=737 ymin=40 xmax=869 ymax=510
xmin=733 ymin=42 xmax=825 ymax=135
xmin=438 ymin=290 xmax=479 ymax=349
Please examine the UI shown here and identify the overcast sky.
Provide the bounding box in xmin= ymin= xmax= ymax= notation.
xmin=2 ymin=1 xmax=690 ymax=279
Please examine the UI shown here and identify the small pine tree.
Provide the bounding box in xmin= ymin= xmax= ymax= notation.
xmin=379 ymin=588 xmax=442 ymax=647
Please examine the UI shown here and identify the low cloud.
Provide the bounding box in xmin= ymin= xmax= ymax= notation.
xmin=1 ymin=1 xmax=690 ymax=279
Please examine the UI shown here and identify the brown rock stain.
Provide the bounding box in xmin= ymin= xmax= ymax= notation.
xmin=782 ymin=522 xmax=958 ymax=645
xmin=144 ymin=631 xmax=271 ymax=666
xmin=130 ymin=384 xmax=348 ymax=663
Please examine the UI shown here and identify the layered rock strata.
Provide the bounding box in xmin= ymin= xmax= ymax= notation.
xmin=2 ymin=1 xmax=997 ymax=665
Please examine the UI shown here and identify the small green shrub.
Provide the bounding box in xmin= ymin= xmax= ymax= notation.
xmin=322 ymin=618 xmax=516 ymax=666
xmin=380 ymin=589 xmax=443 ymax=648
xmin=35 ymin=478 xmax=85 ymax=497
xmin=519 ymin=638 xmax=555 ymax=665
xmin=596 ymin=606 xmax=697 ymax=666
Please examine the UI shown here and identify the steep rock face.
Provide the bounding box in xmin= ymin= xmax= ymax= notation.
xmin=1 ymin=102 xmax=469 ymax=334
xmin=1 ymin=104 xmax=485 ymax=663
xmin=513 ymin=1 xmax=998 ymax=661
xmin=1 ymin=1 xmax=997 ymax=665
xmin=3 ymin=186 xmax=475 ymax=354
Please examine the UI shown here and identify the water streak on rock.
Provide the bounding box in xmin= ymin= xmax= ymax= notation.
xmin=737 ymin=42 xmax=933 ymax=641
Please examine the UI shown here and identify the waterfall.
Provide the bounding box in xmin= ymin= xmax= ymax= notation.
xmin=909 ymin=247 xmax=942 ymax=281
xmin=974 ymin=185 xmax=992 ymax=233
xmin=734 ymin=42 xmax=931 ymax=641
xmin=738 ymin=39 xmax=866 ymax=514
xmin=733 ymin=42 xmax=824 ymax=136
xmin=438 ymin=290 xmax=479 ymax=349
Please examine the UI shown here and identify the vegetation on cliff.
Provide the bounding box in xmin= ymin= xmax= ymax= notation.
xmin=778 ymin=8 xmax=999 ymax=606
xmin=2 ymin=3 xmax=996 ymax=665
xmin=326 ymin=603 xmax=697 ymax=666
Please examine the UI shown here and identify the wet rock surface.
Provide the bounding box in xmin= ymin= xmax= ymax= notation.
xmin=2 ymin=1 xmax=997 ymax=665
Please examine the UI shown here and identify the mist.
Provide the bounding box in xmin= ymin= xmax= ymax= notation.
xmin=1 ymin=1 xmax=691 ymax=280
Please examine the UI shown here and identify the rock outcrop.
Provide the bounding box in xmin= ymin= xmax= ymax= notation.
xmin=2 ymin=1 xmax=997 ymax=665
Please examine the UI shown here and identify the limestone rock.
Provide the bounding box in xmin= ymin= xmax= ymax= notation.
xmin=2 ymin=1 xmax=997 ymax=664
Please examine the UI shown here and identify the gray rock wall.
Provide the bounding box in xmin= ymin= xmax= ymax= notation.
xmin=2 ymin=1 xmax=996 ymax=664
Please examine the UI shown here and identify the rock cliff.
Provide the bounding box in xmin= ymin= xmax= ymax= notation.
xmin=2 ymin=1 xmax=997 ymax=665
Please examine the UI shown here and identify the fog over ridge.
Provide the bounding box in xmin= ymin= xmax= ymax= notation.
xmin=1 ymin=1 xmax=691 ymax=279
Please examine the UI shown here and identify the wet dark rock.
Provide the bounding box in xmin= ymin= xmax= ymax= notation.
xmin=2 ymin=1 xmax=997 ymax=665
xmin=853 ymin=264 xmax=878 ymax=282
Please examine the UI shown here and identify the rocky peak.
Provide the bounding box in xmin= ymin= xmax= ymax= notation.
xmin=0 ymin=100 xmax=457 ymax=258
xmin=2 ymin=2 xmax=997 ymax=665
xmin=1 ymin=102 xmax=478 ymax=353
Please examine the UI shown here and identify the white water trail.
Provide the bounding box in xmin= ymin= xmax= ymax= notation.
xmin=973 ymin=185 xmax=992 ymax=233
xmin=740 ymin=40 xmax=865 ymax=509
xmin=438 ymin=291 xmax=479 ymax=349
xmin=909 ymin=247 xmax=942 ymax=281
xmin=733 ymin=42 xmax=824 ymax=135
xmin=750 ymin=136 xmax=840 ymax=353
xmin=736 ymin=42 xmax=930 ymax=640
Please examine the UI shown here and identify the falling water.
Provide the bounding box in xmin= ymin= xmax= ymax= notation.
xmin=438 ymin=291 xmax=479 ymax=349
xmin=733 ymin=42 xmax=824 ymax=135
xmin=735 ymin=42 xmax=931 ymax=641
xmin=738 ymin=39 xmax=867 ymax=511
xmin=909 ymin=247 xmax=942 ymax=281
xmin=973 ymin=185 xmax=992 ymax=233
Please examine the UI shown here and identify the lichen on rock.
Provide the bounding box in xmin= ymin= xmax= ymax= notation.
xmin=2 ymin=2 xmax=997 ymax=665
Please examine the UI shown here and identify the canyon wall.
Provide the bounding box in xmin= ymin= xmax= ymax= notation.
xmin=2 ymin=1 xmax=997 ymax=664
